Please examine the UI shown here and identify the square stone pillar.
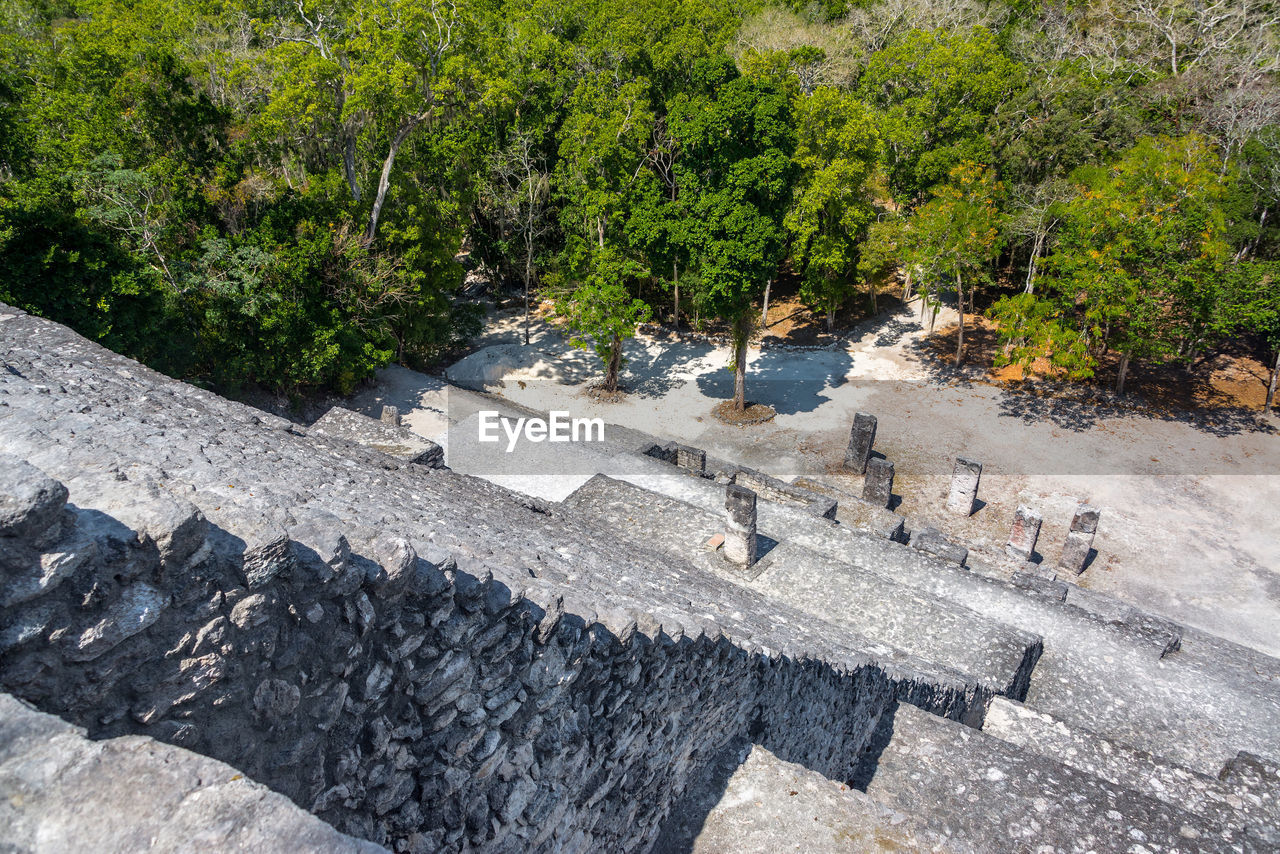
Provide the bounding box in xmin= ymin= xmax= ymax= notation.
xmin=844 ymin=413 xmax=877 ymax=474
xmin=381 ymin=405 xmax=401 ymax=427
xmin=946 ymin=457 xmax=982 ymax=516
xmin=724 ymin=484 xmax=758 ymax=568
xmin=1059 ymin=503 xmax=1100 ymax=575
xmin=862 ymin=458 xmax=894 ymax=508
xmin=1006 ymin=505 xmax=1043 ymax=561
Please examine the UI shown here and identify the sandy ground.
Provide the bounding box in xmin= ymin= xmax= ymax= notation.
xmin=349 ymin=300 xmax=1280 ymax=658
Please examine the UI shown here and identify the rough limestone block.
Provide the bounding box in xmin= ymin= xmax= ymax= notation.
xmin=1058 ymin=503 xmax=1100 ymax=575
xmin=0 ymin=534 xmax=97 ymax=609
xmin=843 ymin=413 xmax=877 ymax=474
xmin=675 ymin=445 xmax=706 ymax=474
xmin=0 ymin=455 xmax=68 ymax=541
xmin=861 ymin=458 xmax=894 ymax=509
xmin=1005 ymin=506 xmax=1043 ymax=561
xmin=1011 ymin=570 xmax=1068 ymax=602
xmin=946 ymin=457 xmax=982 ymax=516
xmin=723 ymin=484 xmax=757 ymax=568
xmin=908 ymin=527 xmax=968 ymax=566
xmin=63 ymin=583 xmax=170 ymax=662
xmin=380 ymin=405 xmax=401 ymax=427
xmin=239 ymin=520 xmax=295 ymax=589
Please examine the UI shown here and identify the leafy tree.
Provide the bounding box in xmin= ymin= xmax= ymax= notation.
xmin=904 ymin=162 xmax=1004 ymax=366
xmin=670 ymin=60 xmax=797 ymax=410
xmin=859 ymin=27 xmax=1025 ymax=203
xmin=785 ymin=86 xmax=880 ymax=332
xmin=857 ymin=216 xmax=904 ymax=312
xmin=1049 ymin=135 xmax=1233 ymax=392
xmin=556 ymin=249 xmax=651 ymax=392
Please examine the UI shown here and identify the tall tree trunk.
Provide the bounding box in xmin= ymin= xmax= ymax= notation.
xmin=902 ymin=268 xmax=913 ymax=302
xmin=826 ymin=307 xmax=834 ymax=333
xmin=732 ymin=313 xmax=750 ymax=411
xmin=1116 ymin=352 xmax=1130 ymax=396
xmin=869 ymin=276 xmax=878 ymax=315
xmin=1024 ymin=231 xmax=1044 ymax=294
xmin=673 ymin=259 xmax=680 ymax=335
xmin=343 ymin=134 xmax=361 ymax=201
xmin=761 ymin=278 xmax=772 ymax=327
xmin=367 ymin=118 xmax=422 ymax=241
xmin=1267 ymin=349 xmax=1279 ymax=413
xmin=606 ymin=334 xmax=621 ymax=392
xmin=523 ymin=236 xmax=533 ymax=346
xmin=955 ymin=269 xmax=965 ymax=367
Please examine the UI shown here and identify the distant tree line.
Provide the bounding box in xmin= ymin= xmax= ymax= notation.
xmin=1 ymin=0 xmax=1277 ymax=407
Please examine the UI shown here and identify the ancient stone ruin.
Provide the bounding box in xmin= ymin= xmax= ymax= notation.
xmin=2 ymin=303 xmax=1279 ymax=853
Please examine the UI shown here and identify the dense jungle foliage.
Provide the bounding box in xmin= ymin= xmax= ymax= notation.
xmin=0 ymin=0 xmax=1277 ymax=404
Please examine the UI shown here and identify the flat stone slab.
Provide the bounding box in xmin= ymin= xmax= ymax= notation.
xmin=0 ymin=693 xmax=385 ymax=854
xmin=983 ymin=697 xmax=1280 ymax=842
xmin=565 ymin=475 xmax=1043 ymax=699
xmin=310 ymin=406 xmax=444 ymax=467
xmin=860 ymin=702 xmax=1267 ymax=853
xmin=674 ymin=744 xmax=966 ymax=853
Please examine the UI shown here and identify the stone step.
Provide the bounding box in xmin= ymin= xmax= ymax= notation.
xmin=654 ymin=741 xmax=970 ymax=854
xmin=310 ymin=406 xmax=444 ymax=467
xmin=0 ymin=694 xmax=386 ymax=853
xmin=858 ymin=702 xmax=1266 ymax=853
xmin=1219 ymin=752 xmax=1280 ymax=815
xmin=983 ymin=697 xmax=1280 ymax=842
xmin=564 ymin=475 xmax=1042 ymax=701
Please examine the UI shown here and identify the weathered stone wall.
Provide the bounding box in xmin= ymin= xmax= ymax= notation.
xmin=0 ymin=304 xmax=978 ymax=852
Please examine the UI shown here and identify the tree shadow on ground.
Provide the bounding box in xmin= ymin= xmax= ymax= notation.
xmin=694 ymin=344 xmax=854 ymax=417
xmin=901 ymin=310 xmax=1278 ymax=439
xmin=622 ymin=338 xmax=718 ymax=399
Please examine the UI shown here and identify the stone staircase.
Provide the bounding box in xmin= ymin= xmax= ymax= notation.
xmin=563 ymin=474 xmax=1043 ymax=703
xmin=560 ymin=470 xmax=1280 ymax=851
xmin=853 ymin=701 xmax=1269 ymax=853
xmin=982 ymin=697 xmax=1280 ymax=843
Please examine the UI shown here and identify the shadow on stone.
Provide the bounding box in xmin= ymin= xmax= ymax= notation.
xmin=850 ymin=701 xmax=899 ymax=792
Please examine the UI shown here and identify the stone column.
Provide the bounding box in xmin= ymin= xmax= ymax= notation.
xmin=1059 ymin=503 xmax=1100 ymax=575
xmin=1005 ymin=506 xmax=1043 ymax=561
xmin=380 ymin=405 xmax=401 ymax=427
xmin=946 ymin=457 xmax=982 ymax=516
xmin=724 ymin=484 xmax=758 ymax=568
xmin=862 ymin=458 xmax=894 ymax=508
xmin=844 ymin=413 xmax=877 ymax=474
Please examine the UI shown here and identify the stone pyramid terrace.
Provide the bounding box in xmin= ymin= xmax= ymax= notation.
xmin=1 ymin=301 xmax=1278 ymax=852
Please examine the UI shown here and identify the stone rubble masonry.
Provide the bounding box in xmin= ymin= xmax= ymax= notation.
xmin=641 ymin=441 xmax=707 ymax=475
xmin=861 ymin=458 xmax=894 ymax=509
xmin=0 ymin=303 xmax=980 ymax=853
xmin=0 ymin=693 xmax=388 ymax=854
xmin=729 ymin=467 xmax=837 ymax=520
xmin=381 ymin=405 xmax=401 ymax=427
xmin=723 ymin=484 xmax=758 ymax=568
xmin=676 ymin=444 xmax=707 ymax=474
xmin=945 ymin=458 xmax=982 ymax=517
xmin=1005 ymin=506 xmax=1043 ymax=561
xmin=1059 ymin=503 xmax=1100 ymax=575
xmin=843 ymin=413 xmax=877 ymax=475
